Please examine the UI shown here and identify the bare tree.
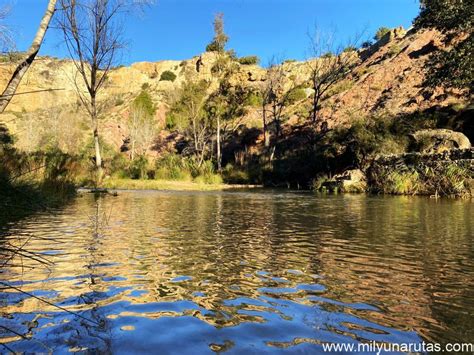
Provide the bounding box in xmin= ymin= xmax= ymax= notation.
xmin=0 ymin=0 xmax=58 ymax=114
xmin=205 ymin=12 xmax=228 ymax=53
xmin=0 ymin=4 xmax=14 ymax=52
xmin=306 ymin=27 xmax=361 ymax=127
xmin=56 ymin=0 xmax=124 ymax=180
xmin=206 ymin=12 xmax=230 ymax=171
xmin=258 ymin=58 xmax=297 ymax=148
xmin=128 ymin=91 xmax=157 ymax=160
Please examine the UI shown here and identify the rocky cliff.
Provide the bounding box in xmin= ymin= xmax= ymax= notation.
xmin=0 ymin=26 xmax=470 ymax=153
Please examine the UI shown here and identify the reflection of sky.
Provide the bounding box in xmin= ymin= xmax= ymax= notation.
xmin=1 ymin=191 xmax=473 ymax=352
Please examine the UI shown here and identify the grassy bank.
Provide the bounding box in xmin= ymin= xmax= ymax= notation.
xmin=100 ymin=178 xmax=261 ymax=191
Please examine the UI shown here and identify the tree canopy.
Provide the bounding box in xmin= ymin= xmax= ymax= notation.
xmin=206 ymin=13 xmax=229 ymax=53
xmin=414 ymin=0 xmax=473 ymax=91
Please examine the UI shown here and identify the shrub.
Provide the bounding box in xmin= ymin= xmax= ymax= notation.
xmin=361 ymin=41 xmax=373 ymax=48
xmin=206 ymin=41 xmax=221 ymax=53
xmin=155 ymin=154 xmax=192 ymax=181
xmin=165 ymin=113 xmax=176 ymax=129
xmin=245 ymin=92 xmax=263 ymax=107
xmin=115 ymin=97 xmax=124 ymax=106
xmin=387 ymin=44 xmax=402 ymax=57
xmin=211 ymin=56 xmax=229 ymax=74
xmin=141 ymin=82 xmax=150 ymax=90
xmin=284 ymin=59 xmax=297 ymax=64
xmin=237 ymin=56 xmax=259 ymax=65
xmin=321 ymin=52 xmax=334 ymax=59
xmin=222 ymin=164 xmax=250 ymax=184
xmin=374 ymin=27 xmax=391 ymax=41
xmin=109 ymin=153 xmax=129 ymax=177
xmin=194 ymin=174 xmax=223 ymax=185
xmin=154 ymin=154 xmax=222 ymax=184
xmin=324 ymin=80 xmax=354 ymax=98
xmin=423 ymin=163 xmax=471 ymax=197
xmin=160 ymin=70 xmax=177 ymax=82
xmin=343 ymin=46 xmax=357 ymax=53
xmin=129 ymin=156 xmax=149 ymax=180
xmin=286 ymin=87 xmax=307 ymax=104
xmin=227 ymin=49 xmax=237 ymax=60
xmin=192 ymin=160 xmax=222 ymax=184
xmin=383 ymin=170 xmax=420 ymax=195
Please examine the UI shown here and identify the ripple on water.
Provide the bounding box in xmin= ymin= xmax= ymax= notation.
xmin=1 ymin=191 xmax=473 ymax=352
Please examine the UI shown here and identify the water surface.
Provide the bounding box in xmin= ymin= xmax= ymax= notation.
xmin=1 ymin=191 xmax=473 ymax=353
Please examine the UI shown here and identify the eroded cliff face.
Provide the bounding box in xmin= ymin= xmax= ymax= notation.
xmin=0 ymin=27 xmax=469 ymax=153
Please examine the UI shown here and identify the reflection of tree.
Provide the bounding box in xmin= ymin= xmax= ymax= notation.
xmin=315 ymin=195 xmax=474 ymax=343
xmin=2 ymin=192 xmax=473 ymax=349
xmin=76 ymin=195 xmax=113 ymax=351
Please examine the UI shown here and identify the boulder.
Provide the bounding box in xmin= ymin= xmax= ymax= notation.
xmin=334 ymin=169 xmax=367 ymax=193
xmin=411 ymin=129 xmax=471 ymax=154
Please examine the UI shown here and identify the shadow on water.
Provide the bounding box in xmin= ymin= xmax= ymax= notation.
xmin=0 ymin=190 xmax=473 ymax=353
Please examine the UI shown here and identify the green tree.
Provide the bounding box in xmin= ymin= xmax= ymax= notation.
xmin=374 ymin=27 xmax=390 ymax=41
xmin=206 ymin=75 xmax=249 ymax=170
xmin=206 ymin=13 xmax=229 ymax=53
xmin=414 ymin=0 xmax=473 ymax=91
xmin=167 ymin=79 xmax=212 ymax=166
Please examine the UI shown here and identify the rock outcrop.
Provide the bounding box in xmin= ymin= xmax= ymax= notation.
xmin=334 ymin=169 xmax=367 ymax=193
xmin=411 ymin=129 xmax=471 ymax=153
xmin=0 ymin=26 xmax=470 ymax=153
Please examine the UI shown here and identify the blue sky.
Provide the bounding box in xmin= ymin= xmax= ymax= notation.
xmin=6 ymin=0 xmax=420 ymax=65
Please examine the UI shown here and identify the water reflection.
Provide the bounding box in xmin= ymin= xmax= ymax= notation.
xmin=1 ymin=191 xmax=473 ymax=352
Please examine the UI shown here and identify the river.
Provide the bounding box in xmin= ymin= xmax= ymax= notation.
xmin=1 ymin=190 xmax=473 ymax=353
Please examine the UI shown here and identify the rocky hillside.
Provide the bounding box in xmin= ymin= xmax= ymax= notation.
xmin=0 ymin=26 xmax=470 ymax=153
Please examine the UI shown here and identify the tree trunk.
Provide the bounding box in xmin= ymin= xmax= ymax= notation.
xmin=262 ymin=105 xmax=270 ymax=148
xmin=216 ymin=116 xmax=221 ymax=171
xmin=131 ymin=137 xmax=135 ymax=161
xmin=311 ymin=86 xmax=318 ymax=124
xmin=91 ymin=95 xmax=102 ymax=182
xmin=0 ymin=0 xmax=58 ymax=114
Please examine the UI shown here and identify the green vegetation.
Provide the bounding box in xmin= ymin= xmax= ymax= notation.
xmin=237 ymin=55 xmax=259 ymax=65
xmin=414 ymin=0 xmax=473 ymax=92
xmin=245 ymin=91 xmax=263 ymax=107
xmin=160 ymin=70 xmax=177 ymax=82
xmin=205 ymin=13 xmax=228 ymax=53
xmin=371 ymin=161 xmax=472 ymax=197
xmin=374 ymin=27 xmax=391 ymax=41
xmin=387 ymin=44 xmax=402 ymax=57
xmin=1 ymin=6 xmax=471 ymax=199
xmin=286 ymin=87 xmax=307 ymax=104
xmin=0 ymin=127 xmax=77 ymax=222
xmin=321 ymin=52 xmax=334 ymax=58
xmin=343 ymin=46 xmax=357 ymax=53
xmin=324 ymin=80 xmax=354 ymax=98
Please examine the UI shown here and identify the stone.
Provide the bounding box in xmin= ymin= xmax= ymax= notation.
xmin=334 ymin=169 xmax=367 ymax=193
xmin=411 ymin=129 xmax=471 ymax=154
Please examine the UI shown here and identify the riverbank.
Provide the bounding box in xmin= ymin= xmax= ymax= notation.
xmin=99 ymin=178 xmax=262 ymax=191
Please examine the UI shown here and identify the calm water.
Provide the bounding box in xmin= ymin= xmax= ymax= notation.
xmin=0 ymin=190 xmax=473 ymax=353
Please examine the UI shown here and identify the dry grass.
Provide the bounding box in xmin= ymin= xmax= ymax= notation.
xmin=101 ymin=178 xmax=260 ymax=191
